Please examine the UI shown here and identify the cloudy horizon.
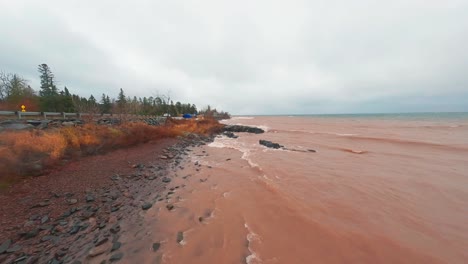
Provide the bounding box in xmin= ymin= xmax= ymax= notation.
xmin=1 ymin=0 xmax=467 ymax=115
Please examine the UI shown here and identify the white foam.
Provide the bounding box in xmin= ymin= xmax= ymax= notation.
xmin=231 ymin=116 xmax=254 ymax=120
xmin=244 ymin=223 xmax=262 ymax=264
xmin=209 ymin=138 xmax=262 ymax=170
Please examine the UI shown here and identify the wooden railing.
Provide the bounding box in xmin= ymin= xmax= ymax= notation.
xmin=0 ymin=111 xmax=161 ymax=120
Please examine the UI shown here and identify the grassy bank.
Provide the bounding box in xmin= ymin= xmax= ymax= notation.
xmin=0 ymin=118 xmax=223 ymax=189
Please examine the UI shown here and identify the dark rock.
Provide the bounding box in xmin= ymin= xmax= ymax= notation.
xmin=6 ymin=244 xmax=22 ymax=253
xmin=86 ymin=195 xmax=95 ymax=203
xmin=141 ymin=203 xmax=152 ymax=210
xmin=69 ymin=225 xmax=81 ymax=235
xmin=48 ymin=258 xmax=61 ymax=264
xmin=259 ymin=140 xmax=283 ymax=149
xmin=41 ymin=215 xmax=49 ymax=224
xmin=161 ymin=177 xmax=171 ymax=183
xmin=152 ymin=242 xmax=160 ymax=252
xmin=111 ymin=242 xmax=121 ymax=252
xmin=110 ymin=175 xmax=121 ymax=181
xmin=110 ymin=225 xmax=120 ymax=234
xmin=39 ymin=225 xmax=53 ymax=230
xmin=109 ymin=252 xmax=123 ymax=262
xmin=55 ymin=249 xmax=67 ymax=258
xmin=95 ymin=237 xmax=108 ymax=247
xmin=111 ymin=207 xmax=119 ymax=212
xmin=308 ymin=149 xmax=317 ymax=153
xmin=223 ymin=131 xmax=238 ymax=138
xmin=25 ymin=229 xmax=39 ymax=239
xmin=59 ymin=221 xmax=68 ymax=226
xmin=12 ymin=256 xmax=28 ymax=263
xmin=224 ymin=125 xmax=264 ymax=134
xmin=198 ymin=217 xmax=203 ymax=222
xmin=41 ymin=235 xmax=58 ymax=243
xmin=0 ymin=239 xmax=11 ymax=254
xmin=166 ymin=204 xmax=174 ymax=211
xmin=176 ymin=232 xmax=184 ymax=243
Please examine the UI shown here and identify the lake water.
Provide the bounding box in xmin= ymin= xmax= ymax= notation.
xmin=132 ymin=113 xmax=468 ymax=263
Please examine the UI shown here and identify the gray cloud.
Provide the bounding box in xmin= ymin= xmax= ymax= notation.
xmin=1 ymin=0 xmax=467 ymax=114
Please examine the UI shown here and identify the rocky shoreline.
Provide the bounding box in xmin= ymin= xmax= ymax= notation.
xmin=0 ymin=123 xmax=281 ymax=264
xmin=0 ymin=133 xmax=214 ymax=264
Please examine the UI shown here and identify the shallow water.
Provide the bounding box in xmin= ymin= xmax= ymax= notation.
xmin=131 ymin=115 xmax=468 ymax=263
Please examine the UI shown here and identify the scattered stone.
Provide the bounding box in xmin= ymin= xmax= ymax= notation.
xmin=95 ymin=237 xmax=108 ymax=247
xmin=0 ymin=239 xmax=11 ymax=254
xmin=41 ymin=215 xmax=49 ymax=224
xmin=226 ymin=158 xmax=231 ymax=161
xmin=86 ymin=195 xmax=95 ymax=203
xmin=110 ymin=175 xmax=121 ymax=181
xmin=176 ymin=232 xmax=184 ymax=243
xmin=68 ymin=199 xmax=78 ymax=205
xmin=161 ymin=177 xmax=171 ymax=183
xmin=39 ymin=225 xmax=53 ymax=230
xmin=111 ymin=242 xmax=121 ymax=252
xmin=152 ymin=242 xmax=161 ymax=252
xmin=198 ymin=217 xmax=203 ymax=222
xmin=69 ymin=225 xmax=81 ymax=235
xmin=12 ymin=256 xmax=28 ymax=263
xmin=259 ymin=139 xmax=283 ymax=149
xmin=308 ymin=149 xmax=317 ymax=153
xmin=109 ymin=252 xmax=123 ymax=262
xmin=6 ymin=244 xmax=22 ymax=253
xmin=166 ymin=204 xmax=174 ymax=211
xmin=110 ymin=225 xmax=120 ymax=234
xmin=159 ymin=155 xmax=168 ymax=160
xmin=141 ymin=203 xmax=152 ymax=210
xmin=147 ymin=176 xmax=156 ymax=180
xmin=88 ymin=244 xmax=108 ymax=258
xmin=33 ymin=201 xmax=50 ymax=208
xmin=55 ymin=249 xmax=67 ymax=258
xmin=48 ymin=258 xmax=61 ymax=264
xmin=59 ymin=221 xmax=68 ymax=226
xmin=41 ymin=235 xmax=58 ymax=243
xmin=24 ymin=229 xmax=39 ymax=239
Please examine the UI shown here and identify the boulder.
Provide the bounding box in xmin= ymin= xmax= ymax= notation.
xmin=223 ymin=125 xmax=264 ymax=134
xmin=259 ymin=140 xmax=283 ymax=149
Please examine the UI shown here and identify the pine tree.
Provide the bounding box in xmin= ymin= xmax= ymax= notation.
xmin=38 ymin=64 xmax=59 ymax=111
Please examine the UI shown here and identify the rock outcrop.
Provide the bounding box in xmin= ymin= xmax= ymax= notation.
xmin=224 ymin=125 xmax=264 ymax=134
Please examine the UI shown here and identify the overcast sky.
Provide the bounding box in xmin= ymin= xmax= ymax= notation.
xmin=1 ymin=0 xmax=467 ymax=114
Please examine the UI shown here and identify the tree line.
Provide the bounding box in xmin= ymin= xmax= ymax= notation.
xmin=0 ymin=64 xmax=199 ymax=116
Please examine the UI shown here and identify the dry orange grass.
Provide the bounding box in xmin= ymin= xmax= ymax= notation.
xmin=0 ymin=119 xmax=222 ymax=187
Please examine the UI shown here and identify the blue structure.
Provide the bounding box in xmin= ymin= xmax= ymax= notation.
xmin=183 ymin=114 xmax=192 ymax=119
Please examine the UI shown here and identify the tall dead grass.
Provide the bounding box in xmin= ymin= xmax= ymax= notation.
xmin=0 ymin=119 xmax=222 ymax=187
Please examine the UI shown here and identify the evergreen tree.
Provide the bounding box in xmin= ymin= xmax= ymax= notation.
xmin=116 ymin=88 xmax=126 ymax=113
xmin=61 ymin=86 xmax=74 ymax=112
xmin=38 ymin=64 xmax=59 ymax=111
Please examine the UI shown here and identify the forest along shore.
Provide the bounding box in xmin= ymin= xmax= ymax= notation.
xmin=0 ymin=133 xmax=215 ymax=264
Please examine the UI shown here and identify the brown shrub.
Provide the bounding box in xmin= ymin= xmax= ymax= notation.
xmin=0 ymin=119 xmax=222 ymax=188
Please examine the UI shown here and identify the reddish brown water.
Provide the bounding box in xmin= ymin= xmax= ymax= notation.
xmin=123 ymin=115 xmax=468 ymax=263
